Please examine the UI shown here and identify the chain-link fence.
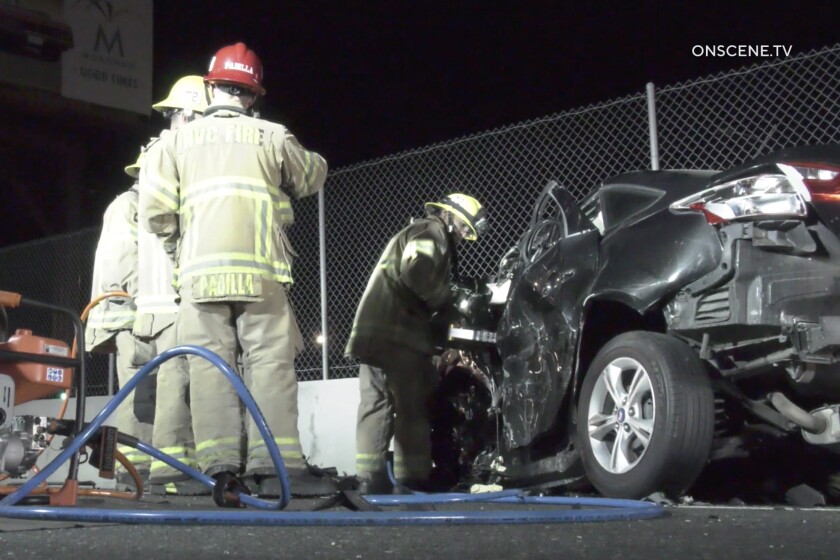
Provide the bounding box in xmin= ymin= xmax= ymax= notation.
xmin=0 ymin=228 xmax=112 ymax=395
xmin=321 ymin=93 xmax=652 ymax=379
xmin=3 ymin=44 xmax=840 ymax=389
xmin=656 ymin=46 xmax=840 ymax=171
xmin=320 ymin=44 xmax=840 ymax=379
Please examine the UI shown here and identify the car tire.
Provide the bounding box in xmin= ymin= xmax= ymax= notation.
xmin=577 ymin=331 xmax=714 ymax=499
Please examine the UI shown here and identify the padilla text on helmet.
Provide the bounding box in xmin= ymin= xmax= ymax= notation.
xmin=224 ymin=61 xmax=255 ymax=75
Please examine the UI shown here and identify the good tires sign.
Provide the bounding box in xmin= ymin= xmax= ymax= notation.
xmin=61 ymin=0 xmax=152 ymax=115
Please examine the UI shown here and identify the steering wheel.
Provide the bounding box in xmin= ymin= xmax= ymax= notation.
xmin=523 ymin=217 xmax=567 ymax=264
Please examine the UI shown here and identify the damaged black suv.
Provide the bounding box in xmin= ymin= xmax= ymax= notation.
xmin=434 ymin=144 xmax=840 ymax=500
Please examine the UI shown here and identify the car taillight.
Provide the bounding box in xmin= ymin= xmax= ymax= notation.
xmin=671 ymin=167 xmax=808 ymax=224
xmin=785 ymin=162 xmax=840 ymax=203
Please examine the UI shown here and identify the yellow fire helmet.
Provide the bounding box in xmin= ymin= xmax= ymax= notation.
xmin=424 ymin=193 xmax=488 ymax=241
xmin=152 ymin=75 xmax=209 ymax=114
xmin=124 ymin=148 xmax=145 ymax=179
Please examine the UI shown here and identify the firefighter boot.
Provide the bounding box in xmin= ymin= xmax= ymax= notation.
xmin=254 ymin=467 xmax=339 ymax=498
xmin=356 ymin=471 xmax=394 ymax=495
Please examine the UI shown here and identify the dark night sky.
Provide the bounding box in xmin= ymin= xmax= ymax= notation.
xmin=3 ymin=1 xmax=840 ymax=246
xmin=152 ymin=1 xmax=840 ymax=168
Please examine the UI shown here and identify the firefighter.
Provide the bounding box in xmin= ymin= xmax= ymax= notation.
xmin=86 ymin=154 xmax=155 ymax=486
xmin=346 ymin=193 xmax=488 ymax=494
xmin=135 ymin=75 xmax=209 ymax=496
xmin=139 ymin=42 xmax=336 ymax=497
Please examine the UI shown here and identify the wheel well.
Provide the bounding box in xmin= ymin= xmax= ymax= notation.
xmin=575 ymin=300 xmax=667 ymax=394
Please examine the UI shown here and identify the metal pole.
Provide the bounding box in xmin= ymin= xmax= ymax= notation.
xmin=318 ymin=188 xmax=329 ymax=381
xmin=646 ymin=82 xmax=660 ymax=171
xmin=108 ymin=352 xmax=115 ymax=395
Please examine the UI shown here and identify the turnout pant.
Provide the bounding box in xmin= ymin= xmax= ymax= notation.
xmin=355 ymin=347 xmax=439 ymax=482
xmin=114 ymin=330 xmax=156 ymax=475
xmin=148 ymin=322 xmax=196 ymax=482
xmin=177 ymin=281 xmax=304 ymax=476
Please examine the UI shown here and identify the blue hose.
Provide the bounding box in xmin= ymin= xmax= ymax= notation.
xmin=0 ymin=345 xmax=665 ymax=525
xmin=0 ymin=495 xmax=663 ymax=525
xmin=0 ymin=345 xmax=290 ymax=510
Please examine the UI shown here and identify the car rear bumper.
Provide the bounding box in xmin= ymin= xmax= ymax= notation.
xmin=666 ymin=227 xmax=840 ymax=358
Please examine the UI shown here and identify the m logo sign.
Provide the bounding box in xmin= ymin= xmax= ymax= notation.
xmin=61 ymin=0 xmax=152 ymax=114
xmin=94 ymin=25 xmax=124 ymax=57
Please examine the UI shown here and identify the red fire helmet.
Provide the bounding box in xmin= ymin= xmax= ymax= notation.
xmin=205 ymin=42 xmax=266 ymax=96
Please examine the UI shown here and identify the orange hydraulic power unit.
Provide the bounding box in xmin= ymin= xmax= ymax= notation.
xmin=0 ymin=329 xmax=73 ymax=404
xmin=1 ymin=289 xmax=88 ymax=496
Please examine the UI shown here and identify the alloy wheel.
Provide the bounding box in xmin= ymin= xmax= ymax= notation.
xmin=586 ymin=357 xmax=655 ymax=474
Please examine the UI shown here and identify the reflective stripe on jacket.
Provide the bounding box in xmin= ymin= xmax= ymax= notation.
xmin=345 ymin=216 xmax=454 ymax=359
xmin=139 ymin=109 xmax=328 ymax=303
xmin=85 ymin=189 xmax=138 ymax=353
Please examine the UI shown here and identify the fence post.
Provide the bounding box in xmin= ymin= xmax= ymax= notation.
xmin=646 ymin=82 xmax=660 ymax=171
xmin=319 ymin=188 xmax=329 ymax=381
xmin=107 ymin=352 xmax=115 ymax=395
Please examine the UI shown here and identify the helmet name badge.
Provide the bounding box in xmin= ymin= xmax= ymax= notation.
xmin=224 ymin=61 xmax=255 ymax=75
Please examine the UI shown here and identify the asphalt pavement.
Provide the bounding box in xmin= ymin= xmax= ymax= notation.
xmin=1 ymin=494 xmax=839 ymax=559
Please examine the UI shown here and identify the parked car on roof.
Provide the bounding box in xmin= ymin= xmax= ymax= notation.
xmin=434 ymin=143 xmax=840 ymax=500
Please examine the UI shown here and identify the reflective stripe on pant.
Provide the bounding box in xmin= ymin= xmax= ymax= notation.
xmin=114 ymin=330 xmax=155 ymax=472
xmin=149 ymin=322 xmax=197 ymax=482
xmin=355 ymin=349 xmax=438 ymax=481
xmin=178 ymin=281 xmax=304 ymax=475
